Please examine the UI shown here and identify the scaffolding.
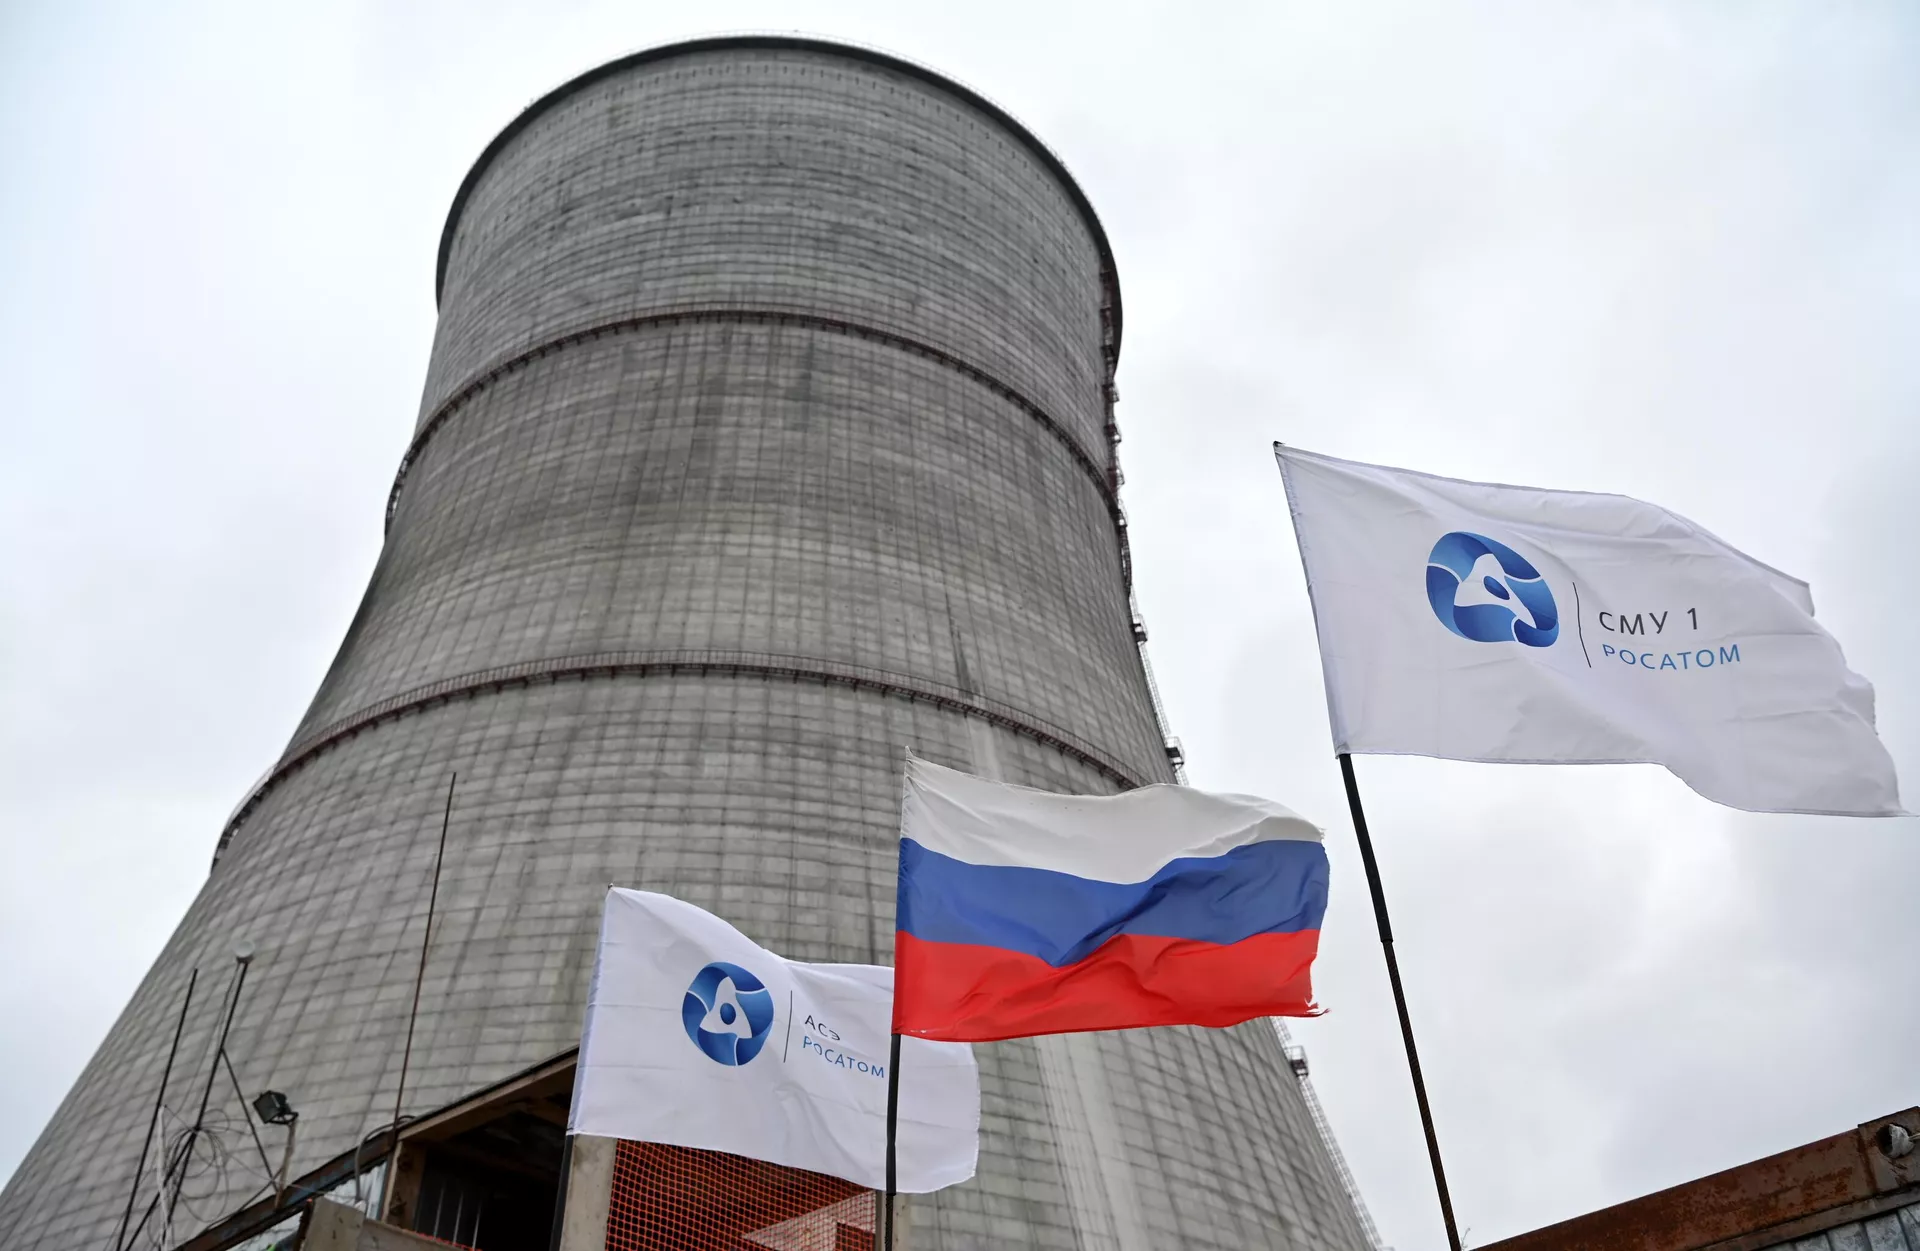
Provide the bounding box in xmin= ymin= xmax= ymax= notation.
xmin=1275 ymin=1021 xmax=1386 ymax=1251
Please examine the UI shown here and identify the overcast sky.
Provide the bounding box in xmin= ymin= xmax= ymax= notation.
xmin=2 ymin=3 xmax=1915 ymax=1247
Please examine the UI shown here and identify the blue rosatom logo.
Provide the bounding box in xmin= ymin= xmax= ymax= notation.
xmin=682 ymin=962 xmax=776 ymax=1066
xmin=1426 ymin=532 xmax=1559 ymax=647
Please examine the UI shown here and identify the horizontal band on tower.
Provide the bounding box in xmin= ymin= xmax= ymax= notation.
xmin=212 ymin=649 xmax=1153 ymax=866
xmin=434 ymin=35 xmax=1123 ymax=364
xmin=386 ymin=308 xmax=1127 ymax=553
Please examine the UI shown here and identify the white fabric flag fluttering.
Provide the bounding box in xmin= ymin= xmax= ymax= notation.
xmin=1275 ymin=445 xmax=1903 ymax=816
xmin=569 ymin=888 xmax=980 ymax=1192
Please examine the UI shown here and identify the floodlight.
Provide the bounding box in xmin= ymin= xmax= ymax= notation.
xmin=252 ymin=1090 xmax=297 ymax=1126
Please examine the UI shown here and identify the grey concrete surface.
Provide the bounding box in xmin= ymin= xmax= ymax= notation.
xmin=557 ymin=1136 xmax=615 ymax=1251
xmin=0 ymin=38 xmax=1371 ymax=1251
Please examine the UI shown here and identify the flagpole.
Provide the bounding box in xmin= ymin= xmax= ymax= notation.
xmin=882 ymin=1030 xmax=902 ymax=1250
xmin=1338 ymin=752 xmax=1462 ymax=1251
xmin=885 ymin=749 xmax=911 ymax=1250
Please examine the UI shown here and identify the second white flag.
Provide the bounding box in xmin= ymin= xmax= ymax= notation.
xmin=1276 ymin=445 xmax=1902 ymax=816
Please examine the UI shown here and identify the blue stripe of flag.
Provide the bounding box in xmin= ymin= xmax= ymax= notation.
xmin=896 ymin=837 xmax=1329 ymax=968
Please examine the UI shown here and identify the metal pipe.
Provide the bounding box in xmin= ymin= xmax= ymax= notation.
xmin=165 ymin=953 xmax=252 ymax=1233
xmin=545 ymin=1134 xmax=575 ymax=1251
xmin=219 ymin=1046 xmax=275 ymax=1188
xmin=113 ymin=967 xmax=196 ymax=1251
xmin=380 ymin=772 xmax=457 ymax=1219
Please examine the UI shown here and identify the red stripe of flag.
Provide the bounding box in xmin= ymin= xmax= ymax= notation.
xmin=892 ymin=929 xmax=1321 ymax=1042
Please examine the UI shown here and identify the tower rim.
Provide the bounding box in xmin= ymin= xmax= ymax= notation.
xmin=431 ymin=34 xmax=1123 ymax=361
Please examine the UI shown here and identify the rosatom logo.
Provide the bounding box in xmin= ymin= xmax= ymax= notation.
xmin=1426 ymin=532 xmax=1560 ymax=647
xmin=681 ymin=962 xmax=776 ymax=1066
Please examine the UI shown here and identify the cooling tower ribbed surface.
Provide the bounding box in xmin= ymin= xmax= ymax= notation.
xmin=0 ymin=38 xmax=1373 ymax=1250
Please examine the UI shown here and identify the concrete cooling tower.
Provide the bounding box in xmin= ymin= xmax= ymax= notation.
xmin=0 ymin=36 xmax=1375 ymax=1251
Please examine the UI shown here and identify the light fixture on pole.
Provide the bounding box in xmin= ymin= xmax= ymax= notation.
xmin=251 ymin=1090 xmax=296 ymax=1127
xmin=251 ymin=1090 xmax=299 ymax=1202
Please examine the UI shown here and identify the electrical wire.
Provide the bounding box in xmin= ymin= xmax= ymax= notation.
xmin=126 ymin=1103 xmax=412 ymax=1251
xmin=129 ymin=1101 xmax=286 ymax=1250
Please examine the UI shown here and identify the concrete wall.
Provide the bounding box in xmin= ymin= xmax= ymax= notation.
xmin=0 ymin=39 xmax=1372 ymax=1251
xmin=307 ymin=1198 xmax=483 ymax=1251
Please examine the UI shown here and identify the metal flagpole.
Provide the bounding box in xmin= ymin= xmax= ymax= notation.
xmin=882 ymin=1031 xmax=902 ymax=1251
xmin=1338 ymin=752 xmax=1462 ymax=1251
xmin=883 ymin=749 xmax=912 ymax=1250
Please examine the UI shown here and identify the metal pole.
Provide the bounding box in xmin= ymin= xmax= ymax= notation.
xmin=114 ymin=967 xmax=196 ymax=1251
xmin=545 ymin=1134 xmax=574 ymax=1251
xmin=882 ymin=1031 xmax=902 ymax=1251
xmin=274 ymin=1117 xmax=298 ymax=1206
xmin=381 ymin=772 xmax=456 ymax=1218
xmin=220 ymin=1046 xmax=277 ymax=1187
xmin=166 ymin=953 xmax=251 ymax=1232
xmin=1339 ymin=752 xmax=1461 ymax=1251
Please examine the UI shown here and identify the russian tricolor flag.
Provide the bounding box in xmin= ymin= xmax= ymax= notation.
xmin=891 ymin=759 xmax=1328 ymax=1042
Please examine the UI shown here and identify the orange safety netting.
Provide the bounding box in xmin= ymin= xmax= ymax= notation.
xmin=604 ymin=1140 xmax=880 ymax=1251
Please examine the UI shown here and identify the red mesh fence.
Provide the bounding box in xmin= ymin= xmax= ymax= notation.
xmin=603 ymin=1140 xmax=879 ymax=1251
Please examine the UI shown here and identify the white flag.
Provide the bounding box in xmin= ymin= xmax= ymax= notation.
xmin=1275 ymin=445 xmax=1902 ymax=816
xmin=569 ymin=888 xmax=980 ymax=1192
